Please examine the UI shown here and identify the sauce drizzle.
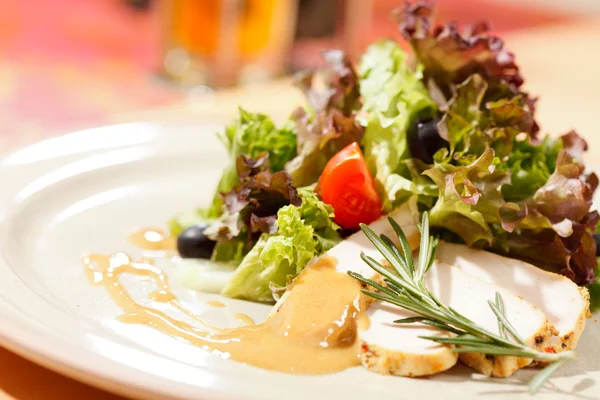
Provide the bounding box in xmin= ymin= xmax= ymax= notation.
xmin=235 ymin=313 xmax=255 ymax=326
xmin=128 ymin=228 xmax=176 ymax=251
xmin=83 ymin=254 xmax=367 ymax=374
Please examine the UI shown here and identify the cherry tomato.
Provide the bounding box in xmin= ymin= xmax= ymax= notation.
xmin=319 ymin=142 xmax=383 ymax=228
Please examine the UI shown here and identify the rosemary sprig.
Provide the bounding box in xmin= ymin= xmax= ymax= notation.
xmin=349 ymin=212 xmax=576 ymax=395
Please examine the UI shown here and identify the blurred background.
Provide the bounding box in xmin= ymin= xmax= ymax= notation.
xmin=1 ymin=0 xmax=599 ymax=148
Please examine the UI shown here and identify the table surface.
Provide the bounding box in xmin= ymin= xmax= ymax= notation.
xmin=1 ymin=20 xmax=600 ymax=400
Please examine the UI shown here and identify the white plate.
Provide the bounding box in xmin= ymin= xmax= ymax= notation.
xmin=0 ymin=122 xmax=598 ymax=400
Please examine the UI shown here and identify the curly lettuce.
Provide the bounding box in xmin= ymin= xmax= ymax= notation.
xmin=208 ymin=108 xmax=297 ymax=216
xmin=285 ymin=108 xmax=364 ymax=187
xmin=419 ymin=72 xmax=598 ymax=284
xmin=285 ymin=50 xmax=364 ymax=187
xmin=396 ymin=2 xmax=524 ymax=96
xmin=168 ymin=108 xmax=297 ymax=236
xmin=221 ymin=188 xmax=341 ymax=302
xmin=295 ymin=49 xmax=361 ymax=117
xmin=359 ymin=40 xmax=437 ymax=211
xmin=390 ymin=3 xmax=598 ymax=285
xmin=200 ymin=152 xmax=301 ymax=265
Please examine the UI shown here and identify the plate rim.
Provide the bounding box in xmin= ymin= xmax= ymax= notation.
xmin=0 ymin=122 xmax=241 ymax=400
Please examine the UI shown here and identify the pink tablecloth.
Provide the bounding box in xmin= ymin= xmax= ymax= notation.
xmin=0 ymin=0 xmax=177 ymax=143
xmin=0 ymin=0 xmax=585 ymax=149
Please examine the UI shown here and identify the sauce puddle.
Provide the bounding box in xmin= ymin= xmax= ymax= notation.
xmin=83 ymin=254 xmax=366 ymax=374
xmin=128 ymin=228 xmax=176 ymax=251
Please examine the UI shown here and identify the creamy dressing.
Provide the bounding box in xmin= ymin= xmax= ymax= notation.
xmin=83 ymin=254 xmax=367 ymax=374
xmin=235 ymin=313 xmax=255 ymax=326
xmin=128 ymin=228 xmax=176 ymax=251
xmin=207 ymin=300 xmax=225 ymax=308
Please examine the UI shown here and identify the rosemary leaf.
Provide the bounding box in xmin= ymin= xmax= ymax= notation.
xmin=359 ymin=253 xmax=407 ymax=290
xmin=347 ymin=271 xmax=397 ymax=298
xmin=360 ymin=225 xmax=412 ymax=283
xmin=416 ymin=212 xmax=430 ymax=280
xmin=449 ymin=346 xmax=536 ymax=358
xmin=394 ymin=317 xmax=466 ymax=335
xmin=380 ymin=234 xmax=411 ymax=278
xmin=488 ymin=299 xmax=525 ymax=345
xmin=494 ymin=292 xmax=507 ymax=339
xmin=421 ymin=320 xmax=466 ymax=334
xmin=383 ymin=278 xmax=405 ymax=295
xmin=387 ymin=217 xmax=415 ymax=274
xmin=529 ymin=358 xmax=572 ymax=394
xmin=424 ymin=236 xmax=438 ymax=275
xmin=420 ymin=335 xmax=493 ymax=347
xmin=394 ymin=316 xmax=427 ymax=324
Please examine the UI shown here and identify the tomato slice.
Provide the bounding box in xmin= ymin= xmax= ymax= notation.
xmin=319 ymin=142 xmax=383 ymax=228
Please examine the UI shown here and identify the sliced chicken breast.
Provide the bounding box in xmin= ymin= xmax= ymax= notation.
xmin=424 ymin=260 xmax=555 ymax=377
xmin=436 ymin=241 xmax=589 ymax=353
xmin=359 ymin=301 xmax=459 ymax=377
xmin=329 ymin=199 xmax=459 ymax=377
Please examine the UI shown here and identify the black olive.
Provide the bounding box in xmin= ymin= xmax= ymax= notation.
xmin=177 ymin=223 xmax=216 ymax=259
xmin=594 ymin=233 xmax=600 ymax=256
xmin=407 ymin=118 xmax=448 ymax=164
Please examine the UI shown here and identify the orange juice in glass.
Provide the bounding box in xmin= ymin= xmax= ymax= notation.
xmin=159 ymin=0 xmax=298 ymax=87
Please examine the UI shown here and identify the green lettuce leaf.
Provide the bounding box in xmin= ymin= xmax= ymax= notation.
xmin=359 ymin=40 xmax=437 ymax=210
xmin=221 ymin=188 xmax=341 ymax=302
xmin=589 ymin=224 xmax=600 ymax=310
xmin=220 ymin=210 xmax=316 ymax=302
xmin=590 ymin=212 xmax=600 ymax=310
xmin=295 ymin=187 xmax=341 ymax=252
xmin=500 ymin=136 xmax=561 ymax=202
xmin=359 ymin=40 xmax=435 ymax=119
xmin=589 ymin=268 xmax=600 ymax=310
xmin=425 ymin=148 xmax=509 ymax=246
xmin=211 ymin=237 xmax=247 ymax=264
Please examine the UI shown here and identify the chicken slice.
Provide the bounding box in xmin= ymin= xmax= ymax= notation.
xmin=358 ymin=301 xmax=459 ymax=377
xmin=329 ymin=199 xmax=459 ymax=377
xmin=341 ymin=207 xmax=554 ymax=378
xmin=436 ymin=241 xmax=589 ymax=353
xmin=423 ymin=260 xmax=556 ymax=377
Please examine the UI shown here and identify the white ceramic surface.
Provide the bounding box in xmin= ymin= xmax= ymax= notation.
xmin=0 ymin=122 xmax=598 ymax=400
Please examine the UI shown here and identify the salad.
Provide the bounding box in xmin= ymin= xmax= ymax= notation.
xmin=169 ymin=1 xmax=599 ymax=306
xmin=82 ymin=1 xmax=600 ymax=393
